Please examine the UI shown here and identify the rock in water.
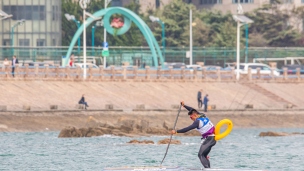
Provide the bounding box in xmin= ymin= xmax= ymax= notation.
xmin=127 ymin=139 xmax=154 ymax=144
xmin=259 ymin=131 xmax=289 ymax=137
xmin=158 ymin=138 xmax=181 ymax=145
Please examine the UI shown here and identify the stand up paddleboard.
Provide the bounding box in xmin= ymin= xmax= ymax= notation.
xmin=103 ymin=166 xmax=267 ymax=171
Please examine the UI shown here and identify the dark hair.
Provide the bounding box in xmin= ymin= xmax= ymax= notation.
xmin=188 ymin=109 xmax=198 ymax=115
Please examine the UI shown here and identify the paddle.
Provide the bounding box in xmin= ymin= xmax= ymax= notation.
xmin=160 ymin=104 xmax=182 ymax=166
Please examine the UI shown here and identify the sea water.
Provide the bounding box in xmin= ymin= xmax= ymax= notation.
xmin=0 ymin=128 xmax=303 ymax=171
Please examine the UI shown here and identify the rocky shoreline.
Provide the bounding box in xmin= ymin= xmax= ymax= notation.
xmin=0 ymin=110 xmax=304 ymax=133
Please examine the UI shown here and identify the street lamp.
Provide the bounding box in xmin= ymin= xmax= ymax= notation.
xmin=11 ymin=19 xmax=25 ymax=55
xmin=103 ymin=0 xmax=112 ymax=69
xmin=92 ymin=20 xmax=104 ymax=56
xmin=0 ymin=9 xmax=12 ymax=20
xmin=233 ymin=4 xmax=253 ymax=81
xmin=79 ymin=0 xmax=101 ymax=79
xmin=149 ymin=15 xmax=166 ymax=61
xmin=65 ymin=13 xmax=81 ymax=59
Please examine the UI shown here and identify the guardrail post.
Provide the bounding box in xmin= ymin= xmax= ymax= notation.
xmin=296 ymin=68 xmax=300 ymax=82
xmin=157 ymin=66 xmax=161 ymax=79
xmin=202 ymin=68 xmax=206 ymax=81
xmin=65 ymin=66 xmax=69 ymax=79
xmin=123 ymin=66 xmax=127 ymax=80
xmin=88 ymin=65 xmax=92 ymax=80
xmin=44 ymin=65 xmax=49 ymax=78
xmin=257 ymin=68 xmax=261 ymax=80
xmin=194 ymin=67 xmax=198 ymax=81
xmin=34 ymin=64 xmax=39 ymax=77
xmin=55 ymin=65 xmax=59 ymax=79
xmin=271 ymin=68 xmax=274 ymax=80
xmin=99 ymin=65 xmax=104 ymax=80
xmin=145 ymin=66 xmax=150 ymax=80
xmin=169 ymin=66 xmax=173 ymax=79
xmin=76 ymin=66 xmax=81 ymax=79
xmin=248 ymin=67 xmax=252 ymax=81
xmin=283 ymin=67 xmax=288 ymax=81
xmin=181 ymin=66 xmax=185 ymax=80
xmin=216 ymin=67 xmax=221 ymax=82
xmin=231 ymin=68 xmax=236 ymax=81
xmin=134 ymin=66 xmax=138 ymax=80
xmin=24 ymin=64 xmax=29 ymax=78
xmin=110 ymin=66 xmax=115 ymax=80
xmin=14 ymin=65 xmax=19 ymax=78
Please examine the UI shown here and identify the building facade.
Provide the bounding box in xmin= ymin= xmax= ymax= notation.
xmin=0 ymin=0 xmax=62 ymax=47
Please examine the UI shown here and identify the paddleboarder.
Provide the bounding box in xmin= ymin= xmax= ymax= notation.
xmin=170 ymin=101 xmax=216 ymax=168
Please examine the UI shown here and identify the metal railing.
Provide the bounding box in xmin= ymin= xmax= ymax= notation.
xmin=1 ymin=65 xmax=304 ymax=82
xmin=1 ymin=46 xmax=304 ymax=68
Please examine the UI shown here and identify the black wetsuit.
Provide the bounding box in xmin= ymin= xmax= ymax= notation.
xmin=176 ymin=105 xmax=216 ymax=168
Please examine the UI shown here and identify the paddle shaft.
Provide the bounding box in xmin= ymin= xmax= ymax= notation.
xmin=160 ymin=104 xmax=182 ymax=166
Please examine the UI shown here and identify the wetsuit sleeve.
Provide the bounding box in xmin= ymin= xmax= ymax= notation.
xmin=183 ymin=104 xmax=195 ymax=112
xmin=176 ymin=120 xmax=199 ymax=133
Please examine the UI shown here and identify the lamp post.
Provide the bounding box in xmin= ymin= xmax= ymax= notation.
xmin=149 ymin=15 xmax=166 ymax=61
xmin=103 ymin=0 xmax=112 ymax=69
xmin=233 ymin=4 xmax=253 ymax=81
xmin=92 ymin=20 xmax=104 ymax=57
xmin=79 ymin=0 xmax=101 ymax=79
xmin=0 ymin=9 xmax=12 ymax=21
xmin=10 ymin=19 xmax=25 ymax=55
xmin=190 ymin=9 xmax=193 ymax=65
xmin=65 ymin=13 xmax=81 ymax=61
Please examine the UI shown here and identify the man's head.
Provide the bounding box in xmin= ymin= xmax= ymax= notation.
xmin=13 ymin=56 xmax=16 ymax=59
xmin=188 ymin=109 xmax=200 ymax=121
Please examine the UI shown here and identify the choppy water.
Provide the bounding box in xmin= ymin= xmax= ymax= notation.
xmin=0 ymin=128 xmax=303 ymax=171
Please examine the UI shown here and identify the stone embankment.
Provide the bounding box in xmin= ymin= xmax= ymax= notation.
xmin=58 ymin=116 xmax=199 ymax=138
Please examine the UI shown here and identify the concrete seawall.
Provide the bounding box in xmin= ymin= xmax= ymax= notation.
xmin=0 ymin=81 xmax=303 ymax=110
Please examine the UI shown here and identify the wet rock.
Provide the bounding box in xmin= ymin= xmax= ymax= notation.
xmin=158 ymin=138 xmax=181 ymax=145
xmin=127 ymin=139 xmax=154 ymax=144
xmin=259 ymin=131 xmax=289 ymax=137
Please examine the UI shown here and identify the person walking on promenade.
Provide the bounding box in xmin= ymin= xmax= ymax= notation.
xmin=11 ymin=56 xmax=18 ymax=77
xmin=170 ymin=101 xmax=216 ymax=168
xmin=3 ymin=58 xmax=10 ymax=67
xmin=78 ymin=94 xmax=89 ymax=109
xmin=203 ymin=94 xmax=209 ymax=112
xmin=197 ymin=89 xmax=203 ymax=109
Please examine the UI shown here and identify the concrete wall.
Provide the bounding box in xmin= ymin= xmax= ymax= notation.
xmin=0 ymin=81 xmax=303 ymax=111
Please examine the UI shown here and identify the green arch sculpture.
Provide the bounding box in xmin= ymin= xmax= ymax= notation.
xmin=63 ymin=7 xmax=164 ymax=68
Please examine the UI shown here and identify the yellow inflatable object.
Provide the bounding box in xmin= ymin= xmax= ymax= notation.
xmin=214 ymin=119 xmax=233 ymax=141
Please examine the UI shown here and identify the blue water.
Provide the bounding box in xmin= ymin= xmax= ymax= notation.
xmin=0 ymin=128 xmax=303 ymax=171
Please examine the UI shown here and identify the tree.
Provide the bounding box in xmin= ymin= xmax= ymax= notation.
xmin=246 ymin=2 xmax=300 ymax=47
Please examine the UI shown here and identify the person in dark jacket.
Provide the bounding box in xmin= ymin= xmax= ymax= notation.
xmin=11 ymin=55 xmax=19 ymax=77
xmin=170 ymin=101 xmax=216 ymax=168
xmin=203 ymin=94 xmax=209 ymax=112
xmin=78 ymin=94 xmax=89 ymax=109
xmin=197 ymin=89 xmax=203 ymax=108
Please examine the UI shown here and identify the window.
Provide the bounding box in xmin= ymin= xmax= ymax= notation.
xmin=19 ymin=39 xmax=30 ymax=46
xmin=200 ymin=0 xmax=222 ymax=4
xmin=232 ymin=0 xmax=254 ymax=3
xmin=156 ymin=0 xmax=160 ymax=8
xmin=52 ymin=6 xmax=59 ymax=20
xmin=2 ymin=39 xmax=10 ymax=46
xmin=3 ymin=5 xmax=45 ymax=20
xmin=52 ymin=39 xmax=56 ymax=46
xmin=302 ymin=0 xmax=304 ymax=3
xmin=36 ymin=39 xmax=45 ymax=47
xmin=112 ymin=0 xmax=122 ymax=6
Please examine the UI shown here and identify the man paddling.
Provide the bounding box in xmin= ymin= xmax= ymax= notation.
xmin=170 ymin=101 xmax=216 ymax=168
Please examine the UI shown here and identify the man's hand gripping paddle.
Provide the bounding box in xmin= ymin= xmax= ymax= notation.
xmin=160 ymin=104 xmax=182 ymax=166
